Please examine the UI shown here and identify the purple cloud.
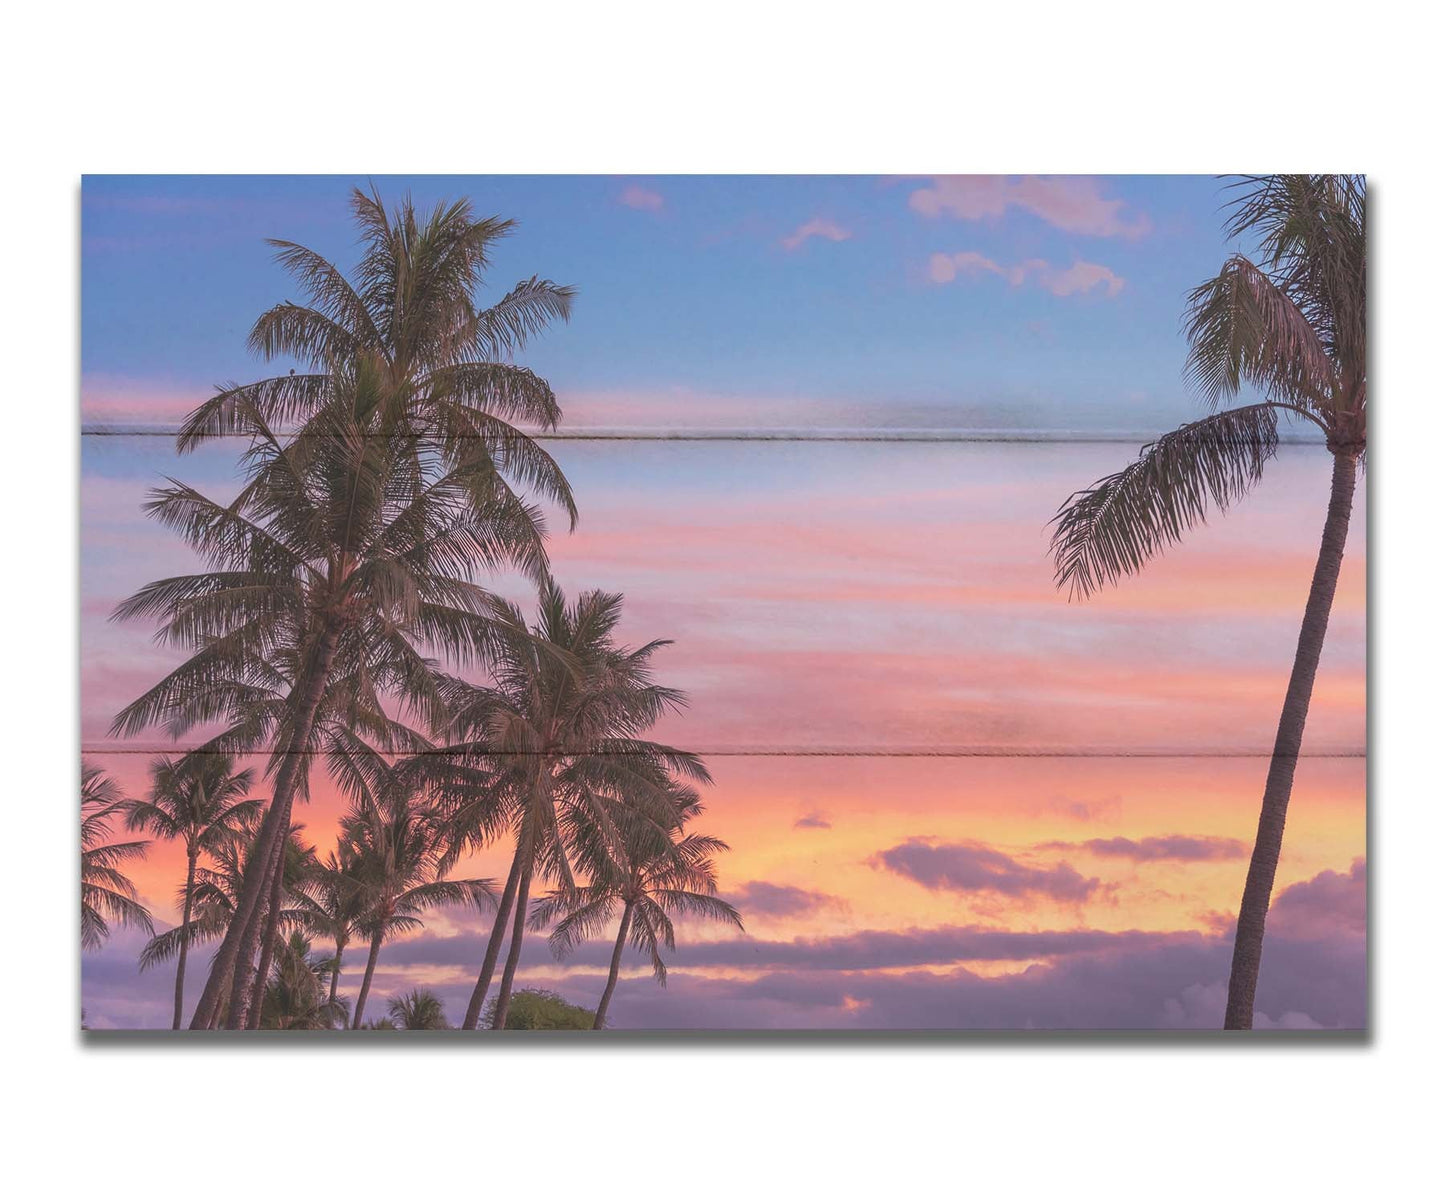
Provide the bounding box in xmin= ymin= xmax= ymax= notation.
xmin=730 ymin=880 xmax=839 ymax=919
xmin=1267 ymin=858 xmax=1366 ymax=941
xmin=82 ymin=863 xmax=1365 ymax=1032
xmin=875 ymin=839 xmax=1100 ymax=902
xmin=1038 ymin=835 xmax=1248 ymax=862
xmin=793 ymin=811 xmax=832 ymax=830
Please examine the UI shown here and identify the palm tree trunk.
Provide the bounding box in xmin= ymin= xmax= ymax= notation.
xmin=189 ymin=627 xmax=339 ymax=1029
xmin=245 ymin=839 xmax=291 ymax=1028
xmin=351 ymin=930 xmax=385 ymax=1029
xmin=1224 ymin=450 xmax=1358 ymax=1029
xmin=172 ymin=851 xmax=198 ymax=1030
xmin=226 ymin=829 xmax=284 ymax=1029
xmin=490 ymin=851 xmax=535 ymax=1029
xmin=593 ymin=899 xmax=633 ymax=1030
xmin=329 ymin=940 xmax=345 ymax=1009
xmin=461 ymin=841 xmax=525 ymax=1029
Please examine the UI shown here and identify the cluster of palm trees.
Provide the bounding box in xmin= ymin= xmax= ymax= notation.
xmin=87 ymin=188 xmax=741 ymax=1031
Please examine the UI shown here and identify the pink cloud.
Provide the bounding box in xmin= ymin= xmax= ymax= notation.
xmin=618 ymin=185 xmax=664 ymax=212
xmin=781 ymin=217 xmax=852 ymax=252
xmin=909 ymin=176 xmax=1151 ymax=239
xmin=929 ymin=251 xmax=1124 ymax=298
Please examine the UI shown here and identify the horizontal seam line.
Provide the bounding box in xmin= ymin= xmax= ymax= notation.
xmin=78 ymin=747 xmax=1366 ymax=759
xmin=78 ymin=430 xmax=1323 ymax=445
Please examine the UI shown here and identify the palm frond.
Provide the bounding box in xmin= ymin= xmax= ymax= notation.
xmin=1050 ymin=403 xmax=1284 ymax=600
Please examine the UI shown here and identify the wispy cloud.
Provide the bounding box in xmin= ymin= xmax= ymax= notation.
xmin=909 ymin=176 xmax=1150 ymax=239
xmin=794 ymin=811 xmax=833 ymax=830
xmin=928 ymin=251 xmax=1125 ymax=298
xmin=618 ymin=184 xmax=664 ymax=212
xmin=781 ymin=217 xmax=852 ymax=251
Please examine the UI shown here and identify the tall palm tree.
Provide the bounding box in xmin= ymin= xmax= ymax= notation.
xmin=386 ymin=988 xmax=452 ymax=1030
xmin=258 ymin=932 xmax=348 ymax=1030
xmin=533 ymin=789 xmax=742 ymax=1029
xmin=1049 ymin=175 xmax=1365 ymax=1029
xmin=80 ymin=763 xmax=153 ymax=951
xmin=343 ymin=786 xmax=494 ymax=1028
xmin=113 ymin=354 xmax=557 ymax=1029
xmin=126 ymin=754 xmax=261 ymax=1027
xmin=427 ymin=580 xmax=709 ymax=1030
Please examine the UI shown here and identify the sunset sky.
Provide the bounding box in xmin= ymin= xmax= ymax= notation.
xmin=79 ymin=176 xmax=1366 ymax=1029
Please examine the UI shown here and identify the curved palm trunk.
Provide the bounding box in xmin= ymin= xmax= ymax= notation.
xmin=171 ymin=851 xmax=199 ymax=1030
xmin=1224 ymin=450 xmax=1357 ymax=1029
xmin=593 ymin=899 xmax=634 ymax=1030
xmin=490 ymin=852 xmax=536 ymax=1029
xmin=329 ymin=940 xmax=345 ymax=1009
xmin=245 ymin=839 xmax=292 ymax=1029
xmin=462 ymin=841 xmax=525 ymax=1029
xmin=189 ymin=628 xmax=338 ymax=1029
xmin=351 ymin=930 xmax=385 ymax=1029
xmin=193 ymin=967 xmax=227 ymax=1030
xmin=227 ymin=828 xmax=285 ymax=1029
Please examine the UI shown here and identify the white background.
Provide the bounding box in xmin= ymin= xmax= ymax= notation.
xmin=3 ymin=2 xmax=1437 ymax=1198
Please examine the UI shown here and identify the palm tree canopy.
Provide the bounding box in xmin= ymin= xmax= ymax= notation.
xmin=289 ymin=848 xmax=368 ymax=952
xmin=81 ymin=762 xmax=153 ymax=951
xmin=127 ymin=752 xmax=261 ymax=853
xmin=174 ymin=187 xmax=577 ymax=527
xmin=259 ymin=932 xmax=348 ymax=1030
xmin=1051 ymin=174 xmax=1365 ymax=599
xmin=386 ymin=988 xmax=451 ymax=1030
xmin=340 ymin=778 xmax=495 ymax=942
xmin=533 ymin=790 xmax=742 ymax=984
xmin=110 ymin=361 xmax=553 ymax=793
xmin=424 ymin=579 xmax=710 ymax=894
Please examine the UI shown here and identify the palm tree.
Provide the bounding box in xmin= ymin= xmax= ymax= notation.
xmin=139 ymin=813 xmax=316 ymax=1028
xmin=126 ymin=754 xmax=261 ymax=1028
xmin=175 ymin=186 xmax=578 ymax=526
xmin=386 ymin=988 xmax=451 ymax=1030
xmin=80 ymin=763 xmax=153 ymax=951
xmin=1049 ymin=175 xmax=1365 ymax=1029
xmin=426 ymin=580 xmax=709 ymax=1029
xmin=258 ymin=932 xmax=348 ymax=1030
xmin=113 ymin=353 xmax=558 ymax=1029
xmin=343 ymin=786 xmax=494 ymax=1028
xmin=533 ymin=788 xmax=742 ymax=1029
xmin=289 ymin=848 xmax=369 ymax=1018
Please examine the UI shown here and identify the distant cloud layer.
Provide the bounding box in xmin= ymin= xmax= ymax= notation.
xmin=793 ymin=811 xmax=832 ymax=830
xmin=874 ymin=838 xmax=1100 ymax=902
xmin=928 ymin=251 xmax=1125 ymax=298
xmin=1039 ymin=834 xmax=1248 ymax=862
xmin=782 ymin=217 xmax=852 ymax=251
xmin=81 ymin=861 xmax=1365 ymax=1031
xmin=618 ymin=185 xmax=664 ymax=212
xmin=909 ymin=175 xmax=1151 ymax=239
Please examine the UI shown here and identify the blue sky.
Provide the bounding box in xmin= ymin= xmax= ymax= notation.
xmin=81 ymin=174 xmax=1260 ymax=432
